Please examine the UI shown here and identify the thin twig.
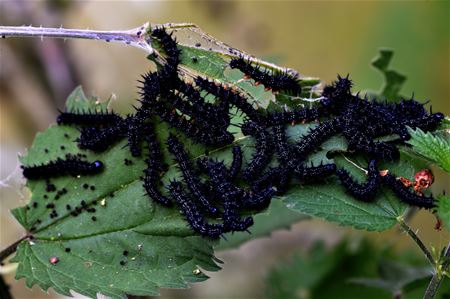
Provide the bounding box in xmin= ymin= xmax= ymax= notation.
xmin=397 ymin=216 xmax=435 ymax=267
xmin=423 ymin=242 xmax=450 ymax=299
xmin=0 ymin=23 xmax=153 ymax=54
xmin=0 ymin=235 xmax=30 ymax=263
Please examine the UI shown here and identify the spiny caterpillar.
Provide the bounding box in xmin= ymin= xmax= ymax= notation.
xmin=229 ymin=56 xmax=302 ymax=95
xmin=22 ymin=155 xmax=103 ymax=179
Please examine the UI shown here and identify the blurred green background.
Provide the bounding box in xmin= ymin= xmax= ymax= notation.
xmin=0 ymin=1 xmax=448 ymax=298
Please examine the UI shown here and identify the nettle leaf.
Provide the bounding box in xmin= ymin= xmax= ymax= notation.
xmin=11 ymin=92 xmax=220 ymax=299
xmin=64 ymin=86 xmax=112 ymax=113
xmin=437 ymin=195 xmax=450 ymax=231
xmin=370 ymin=49 xmax=407 ymax=102
xmin=216 ymin=200 xmax=309 ymax=251
xmin=406 ymin=127 xmax=450 ymax=173
xmin=281 ymin=151 xmax=427 ymax=231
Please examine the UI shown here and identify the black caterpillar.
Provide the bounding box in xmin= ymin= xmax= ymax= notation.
xmin=22 ymin=155 xmax=103 ymax=179
xmin=229 ymin=56 xmax=302 ymax=95
xmin=272 ymin=125 xmax=337 ymax=180
xmin=194 ymin=77 xmax=265 ymax=123
xmin=57 ymin=110 xmax=122 ymax=127
xmin=142 ymin=124 xmax=172 ymax=207
xmin=168 ymin=180 xmax=224 ymax=238
xmin=264 ymin=106 xmax=323 ymax=127
xmin=167 ymin=134 xmax=218 ymax=215
xmin=228 ymin=145 xmax=243 ymax=180
xmin=381 ymin=173 xmax=435 ymax=209
xmin=241 ymin=120 xmax=274 ymax=181
xmin=292 ymin=118 xmax=342 ymax=160
xmin=336 ymin=159 xmax=381 ymax=201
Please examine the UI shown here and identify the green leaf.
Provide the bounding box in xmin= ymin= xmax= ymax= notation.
xmin=266 ymin=238 xmax=444 ymax=299
xmin=266 ymin=241 xmax=347 ymax=299
xmin=11 ymin=88 xmax=220 ymax=298
xmin=216 ymin=200 xmax=310 ymax=251
xmin=281 ymin=151 xmax=428 ymax=231
xmin=64 ymin=86 xmax=112 ymax=113
xmin=371 ymin=49 xmax=407 ymax=102
xmin=349 ymin=260 xmax=432 ymax=293
xmin=266 ymin=239 xmax=391 ymax=299
xmin=406 ymin=127 xmax=450 ymax=173
xmin=437 ymin=195 xmax=450 ymax=231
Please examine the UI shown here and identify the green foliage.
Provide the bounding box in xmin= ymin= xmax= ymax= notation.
xmin=406 ymin=127 xmax=450 ymax=173
xmin=266 ymin=239 xmax=389 ymax=299
xmin=266 ymin=239 xmax=450 ymax=299
xmin=349 ymin=260 xmax=431 ymax=294
xmin=266 ymin=241 xmax=349 ymax=299
xmin=370 ymin=49 xmax=407 ymax=102
xmin=437 ymin=195 xmax=450 ymax=231
xmin=11 ymin=89 xmax=219 ymax=298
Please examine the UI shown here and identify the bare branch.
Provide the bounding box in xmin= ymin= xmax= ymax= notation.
xmin=0 ymin=23 xmax=153 ymax=54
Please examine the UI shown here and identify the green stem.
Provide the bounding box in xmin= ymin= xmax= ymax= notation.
xmin=397 ymin=216 xmax=435 ymax=266
xmin=423 ymin=243 xmax=450 ymax=299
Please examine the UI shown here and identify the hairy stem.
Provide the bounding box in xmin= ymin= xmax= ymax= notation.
xmin=423 ymin=243 xmax=450 ymax=299
xmin=0 ymin=23 xmax=153 ymax=54
xmin=397 ymin=216 xmax=435 ymax=266
xmin=0 ymin=235 xmax=30 ymax=263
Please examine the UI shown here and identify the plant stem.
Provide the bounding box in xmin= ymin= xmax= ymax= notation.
xmin=0 ymin=235 xmax=30 ymax=263
xmin=0 ymin=23 xmax=153 ymax=54
xmin=423 ymin=242 xmax=450 ymax=299
xmin=397 ymin=216 xmax=435 ymax=266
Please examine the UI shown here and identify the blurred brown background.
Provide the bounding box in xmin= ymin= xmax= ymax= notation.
xmin=1 ymin=1 xmax=449 ymax=298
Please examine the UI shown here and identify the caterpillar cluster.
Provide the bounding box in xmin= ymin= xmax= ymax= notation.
xmin=29 ymin=26 xmax=444 ymax=239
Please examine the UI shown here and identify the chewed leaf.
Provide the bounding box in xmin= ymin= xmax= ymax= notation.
xmin=65 ymin=86 xmax=112 ymax=113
